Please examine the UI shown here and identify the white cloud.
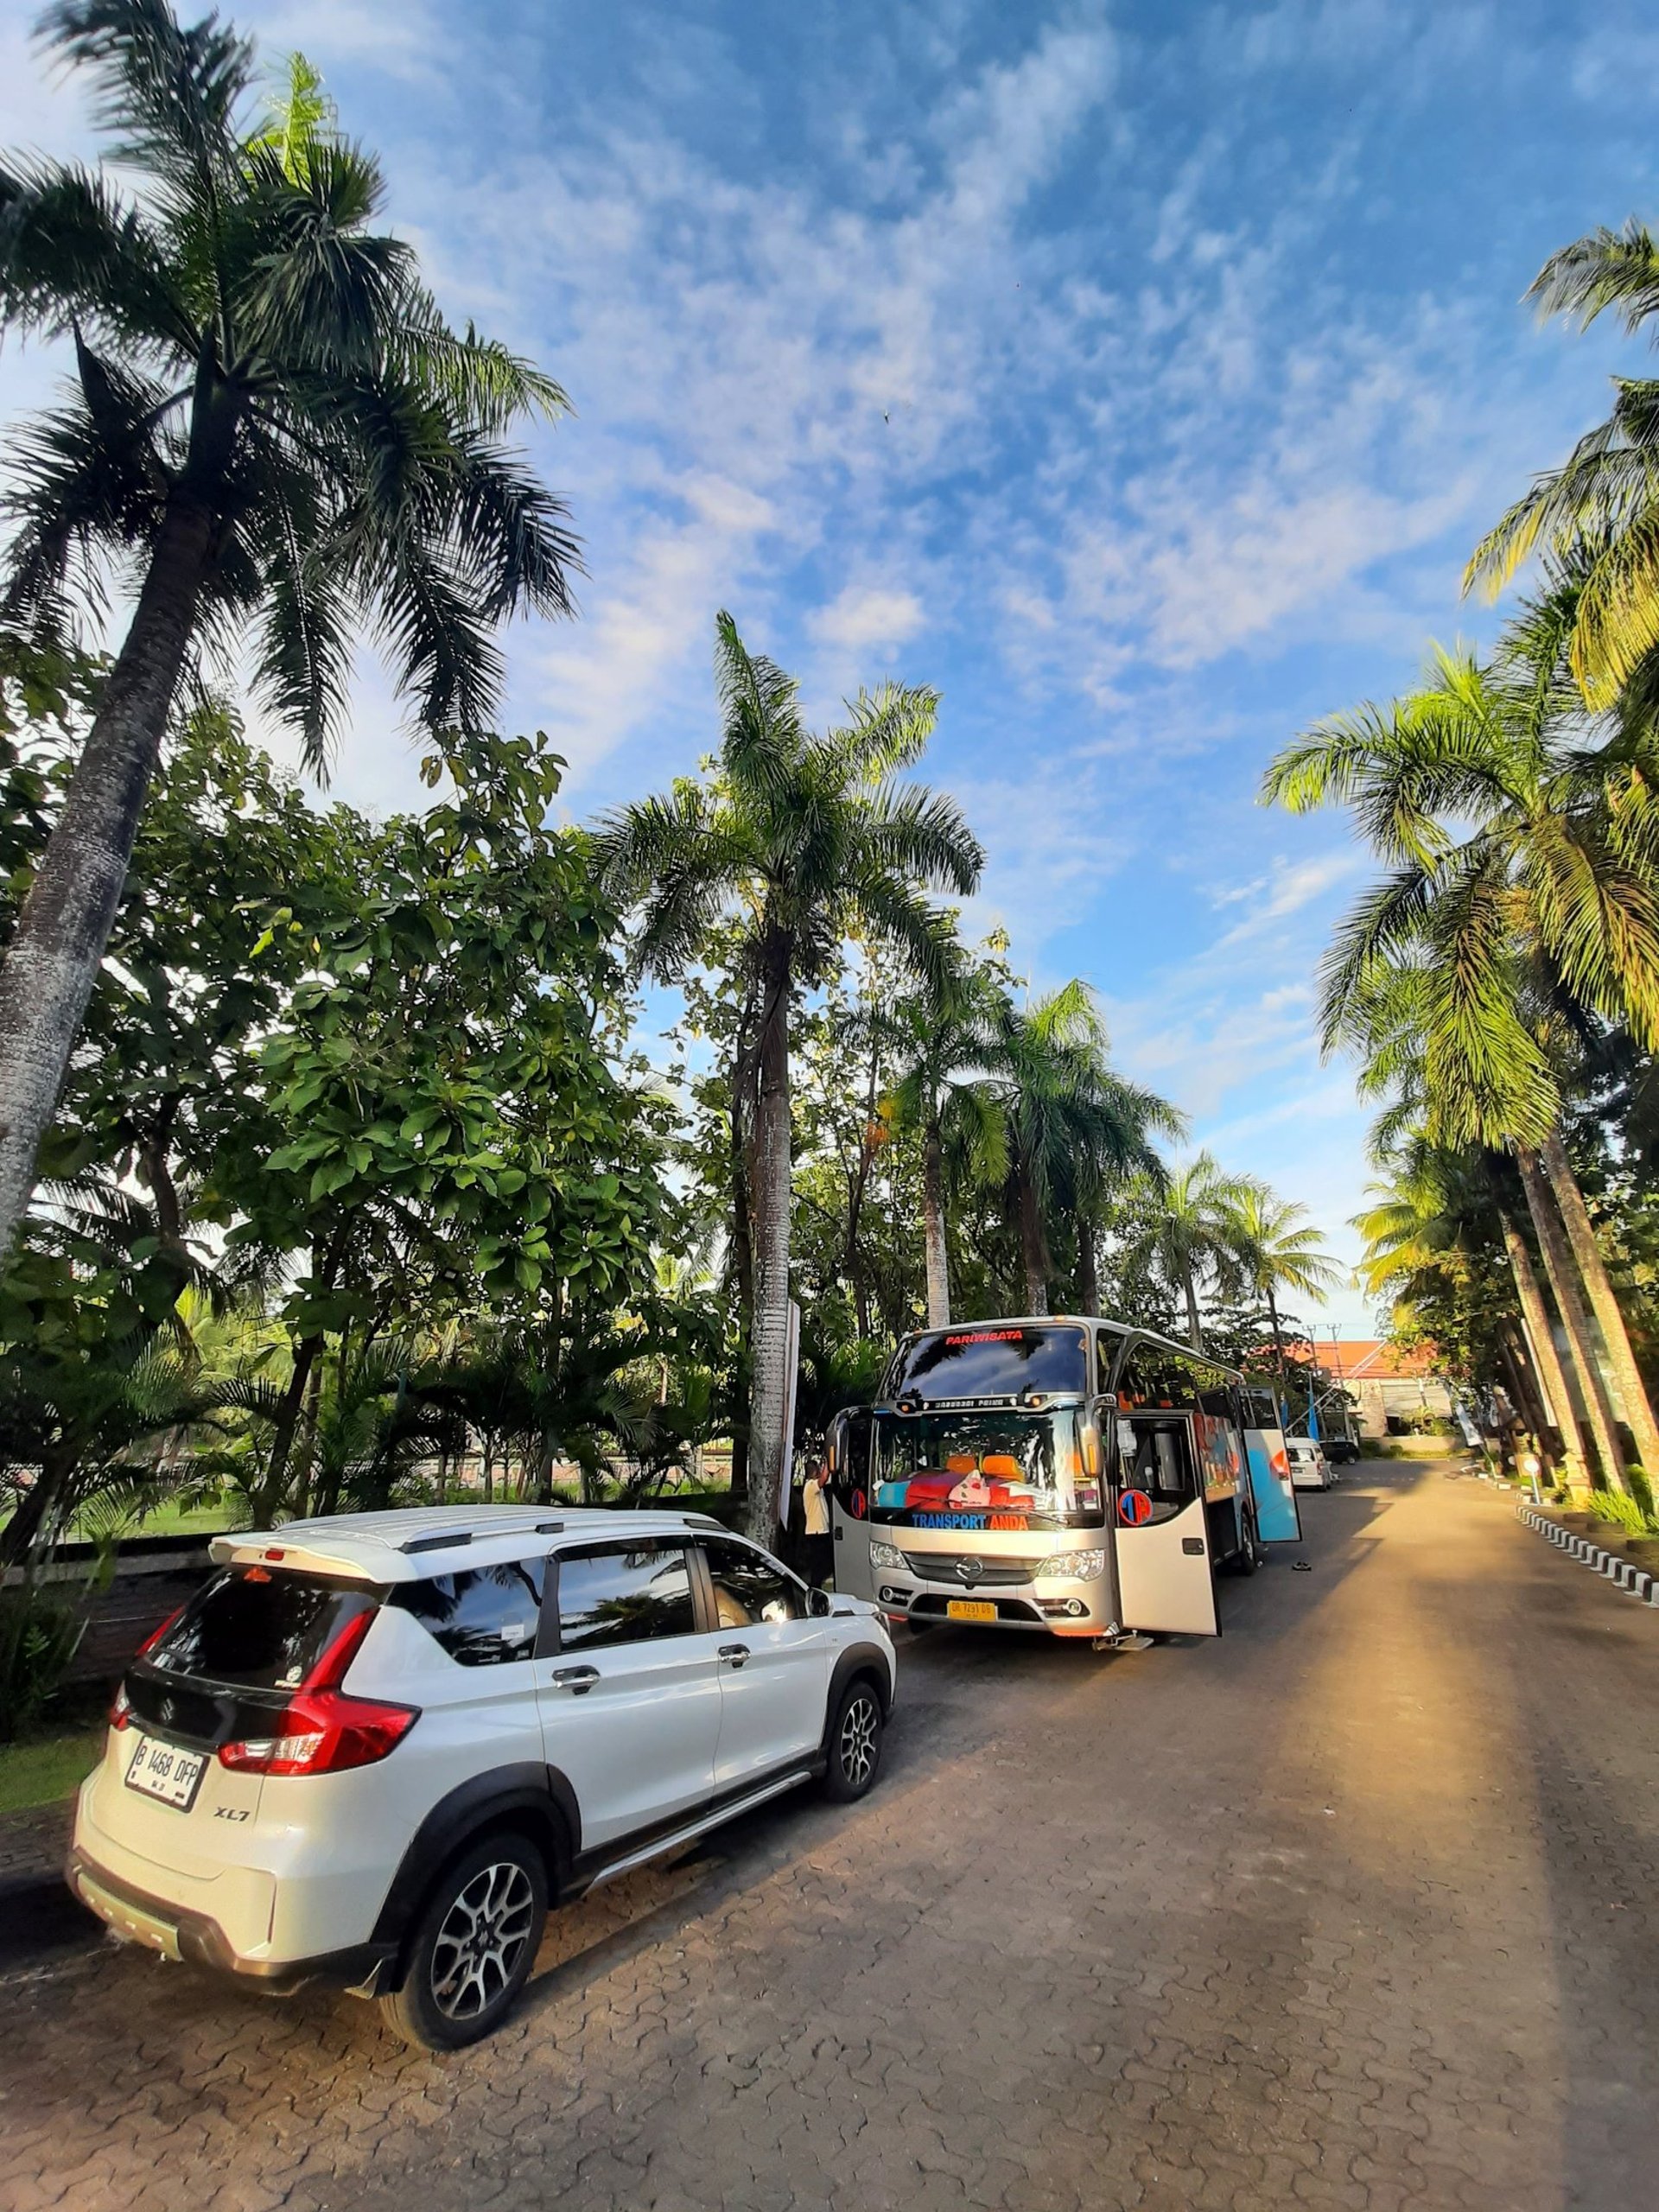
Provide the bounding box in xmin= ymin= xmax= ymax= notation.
xmin=806 ymin=583 xmax=927 ymax=658
xmin=249 ymin=0 xmax=448 ymax=84
xmin=1208 ymin=853 xmax=1363 ymax=947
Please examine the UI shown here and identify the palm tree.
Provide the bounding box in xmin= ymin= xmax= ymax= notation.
xmin=884 ymin=964 xmax=1006 ymax=1328
xmin=1119 ymin=1150 xmax=1255 ymax=1351
xmin=1227 ymin=1185 xmax=1343 ymax=1384
xmin=1465 ymin=220 xmax=1659 ymax=708
xmin=1354 ymin=1137 xmax=1589 ymax=1491
xmin=1263 ymin=637 xmax=1659 ymax=1482
xmin=593 ymin=612 xmax=982 ymax=1538
xmin=0 ymin=5 xmax=579 ymax=1262
xmin=988 ymin=982 xmax=1181 ymax=1316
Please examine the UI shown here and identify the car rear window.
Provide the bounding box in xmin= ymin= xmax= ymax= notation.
xmin=144 ymin=1567 xmax=380 ymax=1691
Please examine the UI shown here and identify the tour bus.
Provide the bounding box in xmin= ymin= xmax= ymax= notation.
xmin=826 ymin=1317 xmax=1300 ymax=1643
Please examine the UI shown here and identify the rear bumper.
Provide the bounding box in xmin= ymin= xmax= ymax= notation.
xmin=66 ymin=1847 xmax=397 ymax=1997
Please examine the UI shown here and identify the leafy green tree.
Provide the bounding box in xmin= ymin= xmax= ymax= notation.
xmin=1225 ymin=1185 xmax=1343 ymax=1384
xmin=218 ymin=728 xmax=664 ymax=1522
xmin=985 ymin=980 xmax=1179 ymax=1316
xmin=0 ymin=3 xmax=579 ymax=1259
xmin=0 ymin=688 xmax=325 ymax=1559
xmin=1465 ymin=221 xmax=1659 ymax=707
xmin=885 ymin=955 xmax=1007 ymax=1328
xmin=1354 ymin=1137 xmax=1584 ymax=1485
xmin=1262 ymin=634 xmax=1659 ymax=1480
xmin=1117 ymin=1150 xmax=1255 ymax=1352
xmin=594 ymin=611 xmax=982 ymax=1536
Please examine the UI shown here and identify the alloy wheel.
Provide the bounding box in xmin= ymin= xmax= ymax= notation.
xmin=839 ymin=1692 xmax=880 ymax=1788
xmin=430 ymin=1860 xmax=537 ymax=2022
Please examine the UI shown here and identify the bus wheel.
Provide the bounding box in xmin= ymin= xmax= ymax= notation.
xmin=1234 ymin=1511 xmax=1261 ymax=1575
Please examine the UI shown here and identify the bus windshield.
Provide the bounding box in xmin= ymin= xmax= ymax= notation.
xmin=871 ymin=1409 xmax=1099 ymax=1530
xmin=888 ymin=1324 xmax=1086 ymax=1403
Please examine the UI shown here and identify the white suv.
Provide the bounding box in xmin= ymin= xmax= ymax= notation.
xmin=69 ymin=1506 xmax=895 ymax=2049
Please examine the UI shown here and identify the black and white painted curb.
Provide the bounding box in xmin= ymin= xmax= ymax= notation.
xmin=1516 ymin=1503 xmax=1659 ymax=1609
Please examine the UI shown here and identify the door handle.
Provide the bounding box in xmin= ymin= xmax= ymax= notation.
xmin=551 ymin=1665 xmax=600 ymax=1694
xmin=718 ymin=1643 xmax=751 ymax=1669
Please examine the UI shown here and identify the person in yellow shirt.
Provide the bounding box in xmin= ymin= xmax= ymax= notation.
xmin=799 ymin=1456 xmax=833 ymax=1589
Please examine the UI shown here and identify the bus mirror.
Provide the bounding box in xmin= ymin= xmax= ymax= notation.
xmin=826 ymin=1413 xmax=844 ymax=1475
xmin=1081 ymin=1421 xmax=1102 ymax=1480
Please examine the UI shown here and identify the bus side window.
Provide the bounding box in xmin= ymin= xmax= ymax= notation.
xmin=1126 ymin=1422 xmax=1198 ymax=1522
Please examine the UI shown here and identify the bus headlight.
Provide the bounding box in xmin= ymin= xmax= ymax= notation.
xmin=868 ymin=1540 xmax=906 ymax=1571
xmin=1034 ymin=1550 xmax=1106 ymax=1581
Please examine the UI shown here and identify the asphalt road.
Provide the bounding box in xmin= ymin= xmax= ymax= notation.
xmin=3 ymin=1461 xmax=1656 ymax=2212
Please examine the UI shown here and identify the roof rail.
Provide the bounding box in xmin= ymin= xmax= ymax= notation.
xmin=683 ymin=1514 xmax=726 ymax=1533
xmin=534 ymin=1520 xmax=564 ymax=1534
xmin=401 ymin=1529 xmax=474 ymax=1554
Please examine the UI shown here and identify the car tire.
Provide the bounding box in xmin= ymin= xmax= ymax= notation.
xmin=821 ymin=1676 xmax=885 ymax=1802
xmin=379 ymin=1833 xmax=550 ymax=2052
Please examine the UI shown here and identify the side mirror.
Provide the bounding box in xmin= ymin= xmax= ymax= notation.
xmin=1080 ymin=1421 xmax=1102 ymax=1480
xmin=825 ymin=1411 xmax=846 ymax=1477
xmin=807 ymin=1586 xmax=833 ymax=1618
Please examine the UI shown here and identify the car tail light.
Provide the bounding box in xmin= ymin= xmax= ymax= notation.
xmin=135 ymin=1604 xmax=186 ymax=1661
xmin=108 ymin=1682 xmax=132 ymax=1732
xmin=216 ymin=1606 xmax=418 ymax=1777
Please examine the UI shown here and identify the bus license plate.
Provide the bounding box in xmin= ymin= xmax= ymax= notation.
xmin=124 ymin=1733 xmax=207 ymax=1811
xmin=946 ymin=1599 xmax=997 ymax=1623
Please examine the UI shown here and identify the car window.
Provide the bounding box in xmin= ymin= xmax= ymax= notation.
xmin=556 ymin=1541 xmax=696 ymax=1653
xmin=144 ymin=1568 xmax=378 ymax=1690
xmin=702 ymin=1540 xmax=806 ymax=1629
xmin=390 ymin=1556 xmax=547 ymax=1667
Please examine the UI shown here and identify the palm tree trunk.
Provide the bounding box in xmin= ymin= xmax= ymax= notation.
xmin=0 ymin=495 xmax=214 ymax=1262
xmin=1267 ymin=1284 xmax=1286 ymax=1393
xmin=1183 ymin=1270 xmax=1204 ymax=1354
xmin=922 ymin=1116 xmax=951 ymax=1328
xmin=1498 ymin=1211 xmax=1582 ymax=1480
xmin=728 ymin=1025 xmax=755 ymax=1507
xmin=1018 ymin=1167 xmax=1048 ymax=1314
xmin=1539 ymin=1128 xmax=1659 ymax=1481
xmin=746 ymin=933 xmax=794 ymax=1541
xmin=1497 ymin=1322 xmax=1550 ymax=1471
xmin=1516 ymin=1151 xmax=1626 ymax=1492
xmin=1498 ymin=1215 xmax=1584 ymax=1494
xmin=1077 ymin=1223 xmax=1099 ymax=1317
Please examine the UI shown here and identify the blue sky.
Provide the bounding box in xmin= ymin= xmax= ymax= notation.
xmin=5 ymin=0 xmax=1658 ymax=1332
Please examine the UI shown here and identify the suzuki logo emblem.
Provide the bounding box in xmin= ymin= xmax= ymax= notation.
xmin=954 ymin=1557 xmax=984 ymax=1584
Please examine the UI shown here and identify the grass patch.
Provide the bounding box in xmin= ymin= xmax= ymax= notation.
xmin=0 ymin=1494 xmax=244 ymax=1542
xmin=0 ymin=1726 xmax=103 ymax=1816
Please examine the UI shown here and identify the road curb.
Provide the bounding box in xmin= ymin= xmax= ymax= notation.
xmin=1515 ymin=1503 xmax=1659 ymax=1609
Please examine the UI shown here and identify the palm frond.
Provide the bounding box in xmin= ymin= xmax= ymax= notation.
xmin=1528 ymin=219 xmax=1659 ymax=337
xmin=40 ymin=0 xmax=254 ymax=201
xmin=0 ymin=156 xmax=189 ymax=353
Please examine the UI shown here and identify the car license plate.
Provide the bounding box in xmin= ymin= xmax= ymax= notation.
xmin=124 ymin=1732 xmax=207 ymax=1811
xmin=946 ymin=1599 xmax=997 ymax=1623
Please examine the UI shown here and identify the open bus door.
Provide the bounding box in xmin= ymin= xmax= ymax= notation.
xmin=1243 ymin=1396 xmax=1301 ymax=1544
xmin=826 ymin=1407 xmax=876 ymax=1601
xmin=1112 ymin=1411 xmax=1220 ymax=1637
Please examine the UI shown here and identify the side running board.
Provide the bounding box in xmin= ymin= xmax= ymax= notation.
xmin=581 ymin=1770 xmax=815 ymax=1893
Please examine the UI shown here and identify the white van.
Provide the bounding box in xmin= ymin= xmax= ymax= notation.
xmin=1287 ymin=1438 xmax=1332 ymax=1491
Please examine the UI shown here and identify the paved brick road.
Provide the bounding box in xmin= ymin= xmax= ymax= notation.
xmin=5 ymin=1463 xmax=1658 ymax=2212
